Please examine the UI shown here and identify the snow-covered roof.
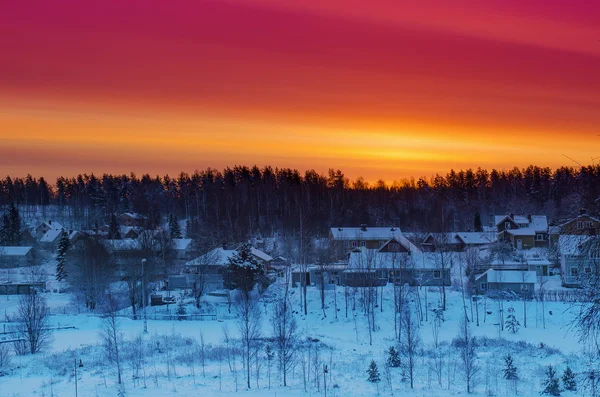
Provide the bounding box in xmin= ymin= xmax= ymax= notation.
xmin=185 ymin=246 xmax=272 ymax=267
xmin=558 ymin=235 xmax=595 ymax=256
xmin=476 ymin=269 xmax=537 ymax=283
xmin=494 ymin=215 xmax=547 ymax=232
xmin=172 ymin=238 xmax=192 ymax=250
xmin=559 ymin=214 xmax=600 ymax=227
xmin=37 ymin=220 xmax=63 ymax=231
xmin=119 ymin=212 xmax=147 ymax=220
xmin=102 ymin=239 xmax=143 ymax=251
xmin=504 ymin=228 xmax=536 ymax=236
xmin=40 ymin=228 xmax=63 ymax=243
xmin=422 ymin=233 xmax=461 ymax=245
xmin=330 ymin=227 xmax=402 ymax=241
xmin=0 ymin=246 xmax=33 ymax=256
xmin=455 ymin=232 xmax=496 ymax=245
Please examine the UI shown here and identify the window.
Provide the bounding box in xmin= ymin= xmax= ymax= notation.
xmin=585 ymin=267 xmax=592 ymax=274
xmin=590 ymin=250 xmax=600 ymax=259
xmin=521 ymin=284 xmax=529 ymax=292
xmin=587 ymin=221 xmax=593 ymax=229
xmin=344 ymin=241 xmax=350 ymax=248
xmin=536 ymin=234 xmax=545 ymax=241
xmin=360 ymin=241 xmax=366 ymax=247
xmin=480 ymin=282 xmax=487 ymax=290
xmin=571 ymin=268 xmax=579 ymax=277
xmin=351 ymin=241 xmax=358 ymax=248
xmin=505 ymin=222 xmax=512 ymax=230
xmin=577 ymin=221 xmax=584 ymax=229
xmin=433 ymin=270 xmax=441 ymax=279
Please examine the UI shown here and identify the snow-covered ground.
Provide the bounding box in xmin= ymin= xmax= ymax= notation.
xmin=0 ymin=277 xmax=593 ymax=397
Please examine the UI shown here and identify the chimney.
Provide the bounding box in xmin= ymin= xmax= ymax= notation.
xmin=48 ymin=220 xmax=52 ymax=225
xmin=580 ymin=208 xmax=587 ymax=216
xmin=360 ymin=224 xmax=367 ymax=232
xmin=222 ymin=241 xmax=227 ymax=250
xmin=527 ymin=214 xmax=532 ymax=222
xmin=509 ymin=213 xmax=514 ymax=220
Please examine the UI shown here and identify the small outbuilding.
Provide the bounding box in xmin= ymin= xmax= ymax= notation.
xmin=476 ymin=269 xmax=536 ymax=298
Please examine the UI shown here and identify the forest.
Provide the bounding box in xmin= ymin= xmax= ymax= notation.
xmin=1 ymin=164 xmax=599 ymax=241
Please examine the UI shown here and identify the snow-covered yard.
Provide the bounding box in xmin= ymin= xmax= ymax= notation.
xmin=0 ymin=279 xmax=594 ymax=397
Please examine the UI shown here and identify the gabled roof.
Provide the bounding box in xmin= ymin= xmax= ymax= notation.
xmin=40 ymin=228 xmax=63 ymax=243
xmin=0 ymin=246 xmax=33 ymax=256
xmin=381 ymin=236 xmax=420 ymax=253
xmin=494 ymin=215 xmax=548 ymax=232
xmin=36 ymin=220 xmax=63 ymax=231
xmin=558 ymin=235 xmax=596 ymax=256
xmin=455 ymin=232 xmax=496 ymax=245
xmin=330 ymin=227 xmax=402 ymax=241
xmin=559 ymin=214 xmax=600 ymax=228
xmin=119 ymin=212 xmax=147 ymax=220
xmin=422 ymin=233 xmax=461 ymax=245
xmin=475 ymin=269 xmax=537 ymax=283
xmin=185 ymin=246 xmax=273 ymax=267
xmin=172 ymin=238 xmax=193 ymax=250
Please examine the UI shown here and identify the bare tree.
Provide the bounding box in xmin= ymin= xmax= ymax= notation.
xmin=0 ymin=340 xmax=11 ymax=368
xmin=236 ymin=294 xmax=262 ymax=389
xmin=401 ymin=305 xmax=421 ymax=389
xmin=190 ymin=248 xmax=219 ymax=308
xmin=12 ymin=292 xmax=51 ymax=355
xmin=456 ymin=315 xmax=479 ymax=393
xmin=271 ymin=297 xmax=299 ymax=386
xmin=100 ymin=293 xmax=124 ymax=387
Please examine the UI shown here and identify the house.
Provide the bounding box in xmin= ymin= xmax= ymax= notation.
xmin=422 ymin=232 xmax=496 ymax=252
xmin=182 ymin=245 xmax=273 ymax=293
xmin=495 ymin=214 xmax=548 ymax=249
xmin=0 ymin=246 xmax=35 ymax=267
xmin=559 ymin=209 xmax=600 ymax=236
xmin=558 ymin=234 xmax=600 ymax=287
xmin=172 ymin=238 xmax=195 ymax=260
xmin=329 ymin=225 xmax=403 ymax=257
xmin=345 ymin=247 xmax=451 ymax=287
xmin=455 ymin=232 xmax=497 ymax=248
xmin=118 ymin=212 xmax=148 ymax=228
xmin=120 ymin=226 xmax=142 ymax=239
xmin=0 ymin=281 xmax=46 ymax=295
xmin=475 ymin=269 xmax=536 ymax=298
xmin=35 ymin=220 xmax=63 ymax=239
xmin=40 ymin=229 xmax=80 ymax=249
xmin=478 ymin=249 xmax=551 ymax=276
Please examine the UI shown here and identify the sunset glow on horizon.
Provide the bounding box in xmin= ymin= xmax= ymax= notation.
xmin=1 ymin=0 xmax=599 ymax=183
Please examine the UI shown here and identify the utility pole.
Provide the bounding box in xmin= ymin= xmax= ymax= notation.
xmin=142 ymin=258 xmax=148 ymax=333
xmin=74 ymin=357 xmax=78 ymax=397
xmin=323 ymin=364 xmax=328 ymax=397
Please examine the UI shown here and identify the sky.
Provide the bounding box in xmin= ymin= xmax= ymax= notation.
xmin=1 ymin=0 xmax=599 ymax=183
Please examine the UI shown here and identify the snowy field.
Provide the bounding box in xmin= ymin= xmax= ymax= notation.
xmin=0 ymin=278 xmax=594 ymax=397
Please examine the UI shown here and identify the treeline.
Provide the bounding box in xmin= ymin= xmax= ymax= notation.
xmin=1 ymin=165 xmax=599 ymax=240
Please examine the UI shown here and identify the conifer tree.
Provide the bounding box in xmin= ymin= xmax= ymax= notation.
xmin=542 ymin=365 xmax=561 ymax=396
xmin=562 ymin=366 xmax=576 ymax=391
xmin=367 ymin=360 xmax=381 ymax=383
xmin=387 ymin=346 xmax=401 ymax=368
xmin=505 ymin=306 xmax=520 ymax=333
xmin=503 ymin=353 xmax=518 ymax=393
xmin=474 ymin=212 xmax=483 ymax=232
xmin=109 ymin=213 xmax=121 ymax=239
xmin=0 ymin=203 xmax=21 ymax=245
xmin=55 ymin=230 xmax=70 ymax=282
xmin=169 ymin=214 xmax=182 ymax=239
xmin=222 ymin=243 xmax=264 ymax=299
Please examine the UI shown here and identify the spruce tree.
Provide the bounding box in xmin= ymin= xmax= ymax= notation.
xmin=474 ymin=212 xmax=483 ymax=232
xmin=387 ymin=346 xmax=401 ymax=368
xmin=367 ymin=360 xmax=381 ymax=383
xmin=503 ymin=354 xmax=517 ymax=380
xmin=55 ymin=230 xmax=70 ymax=282
xmin=505 ymin=306 xmax=520 ymax=333
xmin=0 ymin=203 xmax=21 ymax=245
xmin=542 ymin=365 xmax=561 ymax=396
xmin=109 ymin=213 xmax=121 ymax=239
xmin=222 ymin=243 xmax=264 ymax=299
xmin=169 ymin=214 xmax=182 ymax=239
xmin=562 ymin=366 xmax=576 ymax=391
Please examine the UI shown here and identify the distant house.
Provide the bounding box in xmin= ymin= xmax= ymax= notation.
xmin=118 ymin=212 xmax=148 ymax=228
xmin=559 ymin=209 xmax=600 ymax=236
xmin=0 ymin=281 xmax=46 ymax=295
xmin=345 ymin=247 xmax=450 ymax=287
xmin=475 ymin=269 xmax=536 ymax=298
xmin=329 ymin=225 xmax=404 ymax=257
xmin=35 ymin=220 xmax=63 ymax=239
xmin=40 ymin=229 xmax=80 ymax=249
xmin=422 ymin=233 xmax=463 ymax=252
xmin=0 ymin=246 xmax=35 ymax=267
xmin=558 ymin=234 xmax=600 ymax=287
xmin=495 ymin=214 xmax=548 ymax=249
xmin=172 ymin=238 xmax=195 ymax=260
xmin=181 ymin=245 xmax=273 ymax=293
xmin=120 ymin=226 xmax=142 ymax=239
